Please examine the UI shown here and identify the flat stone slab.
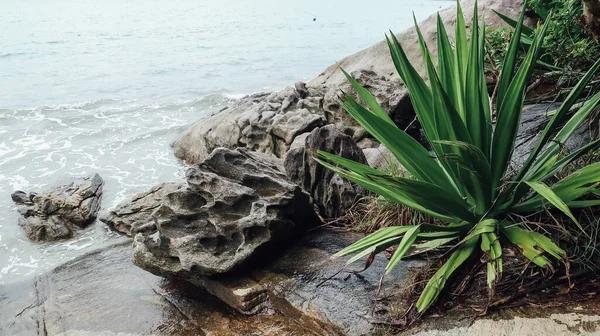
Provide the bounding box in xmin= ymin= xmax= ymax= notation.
xmin=194 ymin=230 xmax=425 ymax=336
xmin=0 ymin=243 xmax=331 ymax=336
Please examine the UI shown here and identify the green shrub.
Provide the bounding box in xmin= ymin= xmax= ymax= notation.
xmin=499 ymin=0 xmax=600 ymax=69
xmin=531 ymin=0 xmax=599 ymax=68
xmin=317 ymin=1 xmax=600 ymax=313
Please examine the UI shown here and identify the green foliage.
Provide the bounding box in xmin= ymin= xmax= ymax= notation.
xmin=498 ymin=0 xmax=600 ymax=69
xmin=318 ymin=1 xmax=600 ymax=313
xmin=485 ymin=27 xmax=511 ymax=68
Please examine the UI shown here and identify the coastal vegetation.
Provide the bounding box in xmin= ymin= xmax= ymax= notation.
xmin=318 ymin=0 xmax=600 ymax=314
xmin=487 ymin=0 xmax=600 ymax=103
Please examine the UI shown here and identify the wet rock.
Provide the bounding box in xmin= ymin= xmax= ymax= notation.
xmin=196 ymin=230 xmax=424 ymax=336
xmin=10 ymin=190 xmax=33 ymax=205
xmin=0 ymin=243 xmax=333 ymax=336
xmin=133 ymin=147 xmax=320 ymax=278
xmin=3 ymin=240 xmax=598 ymax=336
xmin=11 ymin=174 xmax=104 ymax=242
xmin=100 ymin=182 xmax=187 ymax=236
xmin=284 ymin=125 xmax=366 ymax=219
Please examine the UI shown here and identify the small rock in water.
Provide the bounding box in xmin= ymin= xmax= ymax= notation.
xmin=11 ymin=173 xmax=104 ymax=243
xmin=11 ymin=190 xmax=33 ymax=205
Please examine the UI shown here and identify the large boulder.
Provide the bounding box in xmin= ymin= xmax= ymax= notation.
xmin=310 ymin=0 xmax=531 ymax=87
xmin=100 ymin=182 xmax=186 ymax=236
xmin=284 ymin=125 xmax=367 ymax=219
xmin=11 ymin=174 xmax=104 ymax=242
xmin=133 ymin=147 xmax=320 ymax=278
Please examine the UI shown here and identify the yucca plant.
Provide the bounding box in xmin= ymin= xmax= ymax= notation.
xmin=316 ymin=0 xmax=600 ymax=312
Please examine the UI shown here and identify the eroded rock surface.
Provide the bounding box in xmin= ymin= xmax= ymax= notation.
xmin=11 ymin=174 xmax=104 ymax=242
xmin=133 ymin=147 xmax=320 ymax=278
xmin=172 ymin=71 xmax=408 ymax=165
xmin=284 ymin=125 xmax=367 ymax=218
xmin=100 ymin=182 xmax=186 ymax=236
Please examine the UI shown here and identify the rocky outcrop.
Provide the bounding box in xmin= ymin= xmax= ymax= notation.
xmin=11 ymin=174 xmax=104 ymax=242
xmin=172 ymin=0 xmax=532 ymax=167
xmin=133 ymin=147 xmax=320 ymax=278
xmin=284 ymin=125 xmax=367 ymax=219
xmin=172 ymin=79 xmax=364 ymax=165
xmin=100 ymin=182 xmax=186 ymax=236
xmin=0 ymin=243 xmax=335 ymax=336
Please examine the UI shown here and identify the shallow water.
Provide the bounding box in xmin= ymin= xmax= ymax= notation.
xmin=0 ymin=0 xmax=453 ymax=285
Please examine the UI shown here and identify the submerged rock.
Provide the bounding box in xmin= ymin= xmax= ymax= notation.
xmin=133 ymin=147 xmax=320 ymax=278
xmin=100 ymin=182 xmax=187 ymax=236
xmin=284 ymin=125 xmax=367 ymax=219
xmin=11 ymin=173 xmax=104 ymax=242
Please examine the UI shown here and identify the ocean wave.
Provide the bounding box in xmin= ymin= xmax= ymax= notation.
xmin=0 ymin=52 xmax=27 ymax=59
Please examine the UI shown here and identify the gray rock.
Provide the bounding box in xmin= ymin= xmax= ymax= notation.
xmin=3 ymin=234 xmax=598 ymax=336
xmin=133 ymin=147 xmax=320 ymax=278
xmin=295 ymin=81 xmax=309 ymax=99
xmin=284 ymin=125 xmax=367 ymax=219
xmin=357 ymin=137 xmax=380 ymax=149
xmin=363 ymin=144 xmax=407 ymax=174
xmin=10 ymin=190 xmax=33 ymax=205
xmin=196 ymin=230 xmax=424 ymax=335
xmin=100 ymin=182 xmax=187 ymax=236
xmin=11 ymin=174 xmax=104 ymax=243
xmin=289 ymin=131 xmax=311 ymax=151
xmin=510 ymin=104 xmax=592 ymax=172
xmin=172 ymin=87 xmax=329 ymax=164
xmin=271 ymin=108 xmax=325 ymax=146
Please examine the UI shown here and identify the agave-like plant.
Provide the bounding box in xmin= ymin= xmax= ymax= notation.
xmin=316 ymin=0 xmax=600 ymax=312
